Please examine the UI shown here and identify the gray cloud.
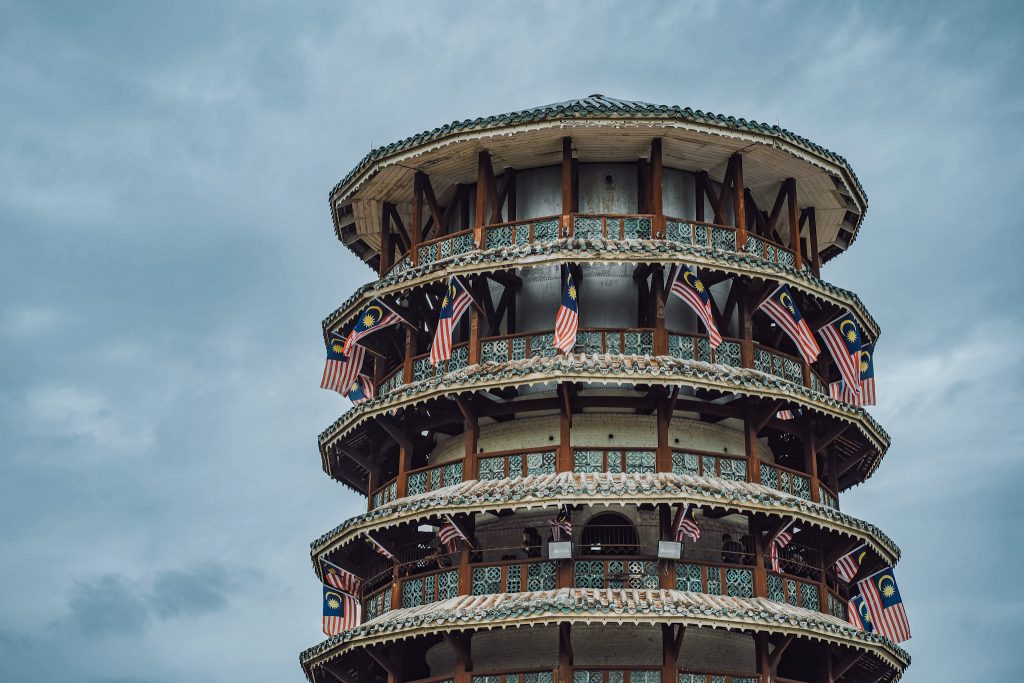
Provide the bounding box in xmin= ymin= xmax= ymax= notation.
xmin=1 ymin=0 xmax=1022 ymax=680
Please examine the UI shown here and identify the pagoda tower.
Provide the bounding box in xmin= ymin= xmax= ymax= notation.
xmin=302 ymin=96 xmax=909 ymax=683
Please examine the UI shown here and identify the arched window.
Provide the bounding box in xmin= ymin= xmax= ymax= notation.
xmin=580 ymin=512 xmax=638 ymax=556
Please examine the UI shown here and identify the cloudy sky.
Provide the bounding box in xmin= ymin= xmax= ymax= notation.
xmin=1 ymin=1 xmax=1021 ymax=680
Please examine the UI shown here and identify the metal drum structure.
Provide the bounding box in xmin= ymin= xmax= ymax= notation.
xmin=302 ymin=96 xmax=909 ymax=683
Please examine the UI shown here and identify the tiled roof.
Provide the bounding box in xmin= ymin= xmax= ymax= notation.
xmin=320 ymin=236 xmax=881 ymax=341
xmin=318 ymin=353 xmax=890 ymax=477
xmin=300 ymin=588 xmax=908 ymax=675
xmin=329 ymin=95 xmax=867 ymax=211
xmin=310 ymin=471 xmax=901 ymax=567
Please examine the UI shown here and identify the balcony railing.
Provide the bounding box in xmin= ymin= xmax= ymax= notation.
xmin=384 ymin=211 xmax=803 ymax=279
xmin=573 ymin=448 xmax=657 ymax=475
xmin=471 ymin=559 xmax=558 ymax=594
xmin=759 ymin=462 xmax=813 ymax=501
xmin=671 ymin=449 xmax=747 ymax=482
xmin=358 ymin=552 xmax=841 ymax=625
xmin=479 ymin=447 xmax=558 ymax=481
xmin=367 ymin=446 xmax=831 ymax=512
xmin=373 ymin=326 xmax=830 ymax=407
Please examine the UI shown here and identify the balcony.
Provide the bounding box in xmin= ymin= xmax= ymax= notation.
xmin=368 ymin=446 xmax=839 ymax=514
xmin=384 ymin=213 xmax=803 ymax=280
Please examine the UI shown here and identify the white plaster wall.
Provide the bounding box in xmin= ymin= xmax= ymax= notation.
xmin=429 ymin=414 xmax=773 ymax=466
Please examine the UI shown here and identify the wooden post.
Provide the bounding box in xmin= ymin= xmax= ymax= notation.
xmin=558 ymin=387 xmax=572 ymax=473
xmin=695 ymin=171 xmax=707 ymax=222
xmin=808 ymin=207 xmax=821 ymax=276
xmin=396 ymin=444 xmax=411 ymax=499
xmin=738 ymin=282 xmax=754 ymax=368
xmin=821 ymin=649 xmax=835 ymax=683
xmin=379 ymin=202 xmax=392 ymax=274
xmin=805 ymin=428 xmax=820 ymax=503
xmin=403 ymin=326 xmax=414 ymax=384
xmin=651 ymin=138 xmax=664 ymax=236
xmin=786 ymin=178 xmax=802 ymax=270
xmin=732 ymin=154 xmax=747 ymax=247
xmin=561 ymin=137 xmax=573 ymax=235
xmin=474 ymin=152 xmax=489 ymax=247
xmin=366 ymin=465 xmax=379 ymax=513
xmin=755 ymin=629 xmax=771 ymax=683
xmin=653 ymin=266 xmax=667 ymax=354
xmin=656 ymin=399 xmax=671 ymax=474
xmin=411 ymin=172 xmax=424 ymax=265
xmin=468 ymin=307 xmax=481 ymax=365
xmin=661 ymin=624 xmax=680 ymax=683
xmin=744 ymin=411 xmax=761 ymax=484
xmin=457 ymin=545 xmax=471 ymax=595
xmin=558 ymin=622 xmax=574 ymax=683
xmin=827 ymin=449 xmax=839 ymax=496
xmin=463 ymin=410 xmax=478 ymax=482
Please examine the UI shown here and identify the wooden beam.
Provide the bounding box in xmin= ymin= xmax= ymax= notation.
xmin=832 ymin=651 xmax=862 ymax=680
xmin=377 ymin=416 xmax=412 ymax=453
xmin=650 ymin=138 xmax=664 ymax=236
xmin=751 ymin=400 xmax=783 ymax=433
xmin=454 ymin=395 xmax=479 ymax=439
xmin=421 ymin=173 xmax=445 ymax=235
xmin=786 ymin=178 xmax=803 ymax=270
xmin=379 ymin=202 xmax=392 ymax=274
xmin=365 ymin=648 xmax=400 ymax=680
xmin=732 ymin=153 xmax=746 ymax=246
xmin=767 ymin=635 xmax=794 ymax=668
xmin=817 ymin=422 xmax=851 ymax=449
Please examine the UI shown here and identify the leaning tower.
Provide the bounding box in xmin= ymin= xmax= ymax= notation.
xmin=302 ymin=96 xmax=909 ymax=683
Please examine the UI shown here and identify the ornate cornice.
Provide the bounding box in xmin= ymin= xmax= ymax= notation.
xmin=300 ymin=589 xmax=907 ymax=676
xmin=310 ymin=471 xmax=901 ymax=569
xmin=318 ymin=354 xmax=889 ymax=478
xmin=321 ymin=237 xmax=881 ymax=341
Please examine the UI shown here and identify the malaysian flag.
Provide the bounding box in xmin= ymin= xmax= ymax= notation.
xmin=776 ymin=407 xmax=804 ymax=421
xmin=830 ymin=343 xmax=876 ymax=406
xmin=835 ymin=545 xmax=867 ymax=583
xmin=857 ymin=568 xmax=911 ymax=642
xmin=847 ymin=593 xmax=875 ymax=633
xmin=553 ymin=265 xmax=579 ymax=354
xmin=346 ymin=374 xmax=375 ymax=405
xmin=365 ymin=533 xmax=396 ymax=561
xmin=320 ymin=558 xmax=361 ymax=595
xmin=549 ymin=507 xmax=572 ymax=541
xmin=757 ymin=285 xmax=820 ymax=363
xmin=335 ymin=343 xmax=366 ymax=403
xmin=323 ymin=584 xmax=359 ymax=635
xmin=437 ymin=514 xmax=471 ymax=553
xmin=320 ymin=334 xmax=354 ymax=394
xmin=430 ymin=276 xmax=473 ymax=366
xmin=818 ymin=313 xmax=862 ymax=396
xmin=343 ymin=299 xmax=401 ymax=353
xmin=669 ymin=264 xmax=722 ymax=347
xmin=673 ymin=503 xmax=700 ymax=542
xmin=768 ymin=521 xmax=796 ymax=573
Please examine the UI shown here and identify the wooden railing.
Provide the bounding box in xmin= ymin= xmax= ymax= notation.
xmin=406 ymin=460 xmax=463 ymax=497
xmin=471 ymin=559 xmax=558 ymax=594
xmin=675 ymin=558 xmax=757 ymax=599
xmin=671 ymin=449 xmax=748 ymax=482
xmin=397 ymin=566 xmax=459 ymax=609
xmin=368 ymin=446 xmax=834 ymax=512
xmin=386 ymin=212 xmax=802 ymax=277
xmin=370 ymin=477 xmax=398 ymax=509
xmin=417 ymin=228 xmax=476 ymax=267
xmin=759 ymin=462 xmax=813 ymax=501
xmin=356 ymin=552 xmax=843 ymax=625
xmin=679 ymin=671 xmax=760 ymax=683
xmin=572 ymin=447 xmax=657 ymax=474
xmin=478 ymin=447 xmax=558 ymax=481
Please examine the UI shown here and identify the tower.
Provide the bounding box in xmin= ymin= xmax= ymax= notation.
xmin=302 ymin=96 xmax=908 ymax=683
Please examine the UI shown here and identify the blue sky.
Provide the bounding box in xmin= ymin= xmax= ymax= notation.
xmin=1 ymin=1 xmax=1021 ymax=680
